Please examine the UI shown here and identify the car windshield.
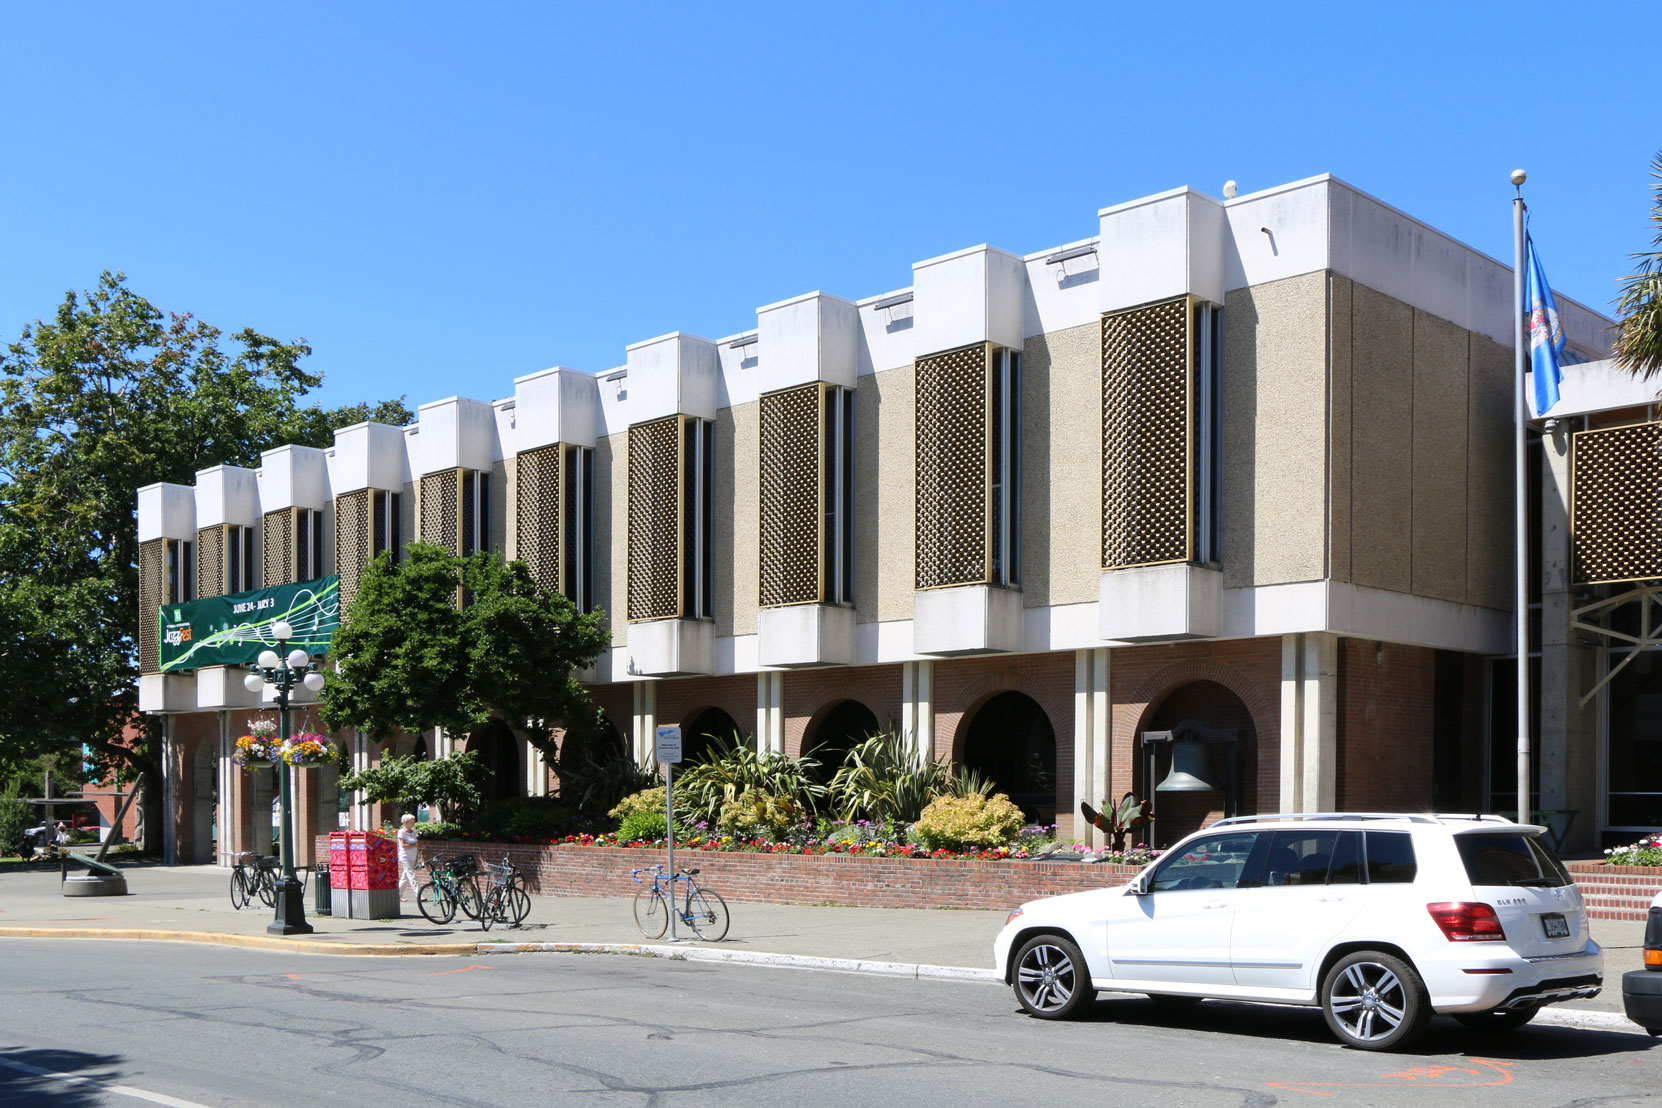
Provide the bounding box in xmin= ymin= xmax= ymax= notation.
xmin=1455 ymin=832 xmax=1572 ymax=888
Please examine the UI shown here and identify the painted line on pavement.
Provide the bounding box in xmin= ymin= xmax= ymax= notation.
xmin=0 ymin=927 xmax=475 ymax=957
xmin=0 ymin=1056 xmax=216 ymax=1108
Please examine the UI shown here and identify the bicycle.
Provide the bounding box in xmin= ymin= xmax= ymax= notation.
xmin=630 ymin=865 xmax=729 ymax=941
xmin=416 ymin=855 xmax=484 ymax=925
xmin=229 ymin=853 xmax=280 ymax=910
xmin=477 ymin=856 xmax=531 ymax=931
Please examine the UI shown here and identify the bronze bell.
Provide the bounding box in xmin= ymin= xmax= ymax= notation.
xmin=1156 ymin=736 xmax=1221 ymax=792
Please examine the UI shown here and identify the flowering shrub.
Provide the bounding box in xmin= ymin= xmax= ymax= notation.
xmin=718 ymin=791 xmax=805 ymax=840
xmin=911 ymin=793 xmax=1027 ymax=851
xmin=1605 ymin=834 xmax=1662 ymax=867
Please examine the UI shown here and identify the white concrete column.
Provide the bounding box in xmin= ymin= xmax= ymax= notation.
xmin=901 ymin=661 xmax=934 ymax=759
xmin=161 ymin=715 xmax=178 ymax=865
xmin=524 ymin=737 xmax=545 ymax=797
xmin=755 ymin=672 xmax=784 ymax=755
xmin=218 ymin=712 xmax=235 ymax=864
xmin=1280 ymin=632 xmax=1338 ymax=813
xmin=631 ymin=682 xmax=657 ymax=767
xmin=1072 ymin=648 xmax=1111 ymax=847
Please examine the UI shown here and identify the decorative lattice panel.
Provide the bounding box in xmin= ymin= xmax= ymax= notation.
xmin=421 ymin=471 xmax=459 ymax=554
xmin=138 ymin=538 xmax=164 ymax=674
xmin=334 ymin=490 xmax=371 ymax=609
xmin=759 ymin=383 xmax=824 ymax=607
xmin=1572 ymin=421 xmax=1662 ymax=585
xmin=628 ymin=416 xmax=683 ymax=620
xmin=262 ymin=509 xmax=294 ymax=586
xmin=517 ymin=444 xmax=564 ymax=593
xmin=196 ymin=526 xmax=224 ymax=600
xmin=915 ymin=343 xmax=990 ymax=589
xmin=1102 ymin=297 xmax=1193 ymax=568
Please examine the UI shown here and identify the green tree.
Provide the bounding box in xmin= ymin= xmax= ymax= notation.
xmin=1615 ymin=152 xmax=1662 ymax=377
xmin=0 ymin=271 xmax=410 ymax=838
xmin=319 ymin=542 xmax=609 ymax=755
xmin=338 ymin=750 xmax=492 ymax=823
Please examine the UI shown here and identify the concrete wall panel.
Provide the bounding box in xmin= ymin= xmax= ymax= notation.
xmin=1348 ymin=284 xmax=1414 ymax=593
xmin=856 ymin=364 xmax=915 ymax=625
xmin=1021 ymin=320 xmax=1100 ymax=608
xmin=1410 ymin=311 xmax=1469 ymax=603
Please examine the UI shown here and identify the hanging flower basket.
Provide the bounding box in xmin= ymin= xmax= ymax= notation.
xmin=281 ymin=733 xmax=343 ymax=768
xmin=233 ymin=734 xmax=283 ymax=767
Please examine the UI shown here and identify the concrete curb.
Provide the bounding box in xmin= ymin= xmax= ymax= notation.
xmin=0 ymin=927 xmax=477 ymax=957
xmin=481 ymin=940 xmax=1002 ymax=982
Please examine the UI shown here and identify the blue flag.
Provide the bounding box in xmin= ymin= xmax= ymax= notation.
xmin=1526 ymin=234 xmax=1566 ymax=416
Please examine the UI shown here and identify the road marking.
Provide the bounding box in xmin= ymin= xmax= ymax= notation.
xmin=1271 ymin=1057 xmax=1514 ymax=1097
xmin=418 ymin=963 xmax=496 ymax=976
xmin=0 ymin=1056 xmax=217 ymax=1107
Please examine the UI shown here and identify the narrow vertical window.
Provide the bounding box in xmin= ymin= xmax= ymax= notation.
xmin=372 ymin=489 xmax=402 ymax=564
xmin=681 ymin=418 xmax=714 ymax=619
xmin=165 ymin=539 xmax=195 ymax=603
xmin=563 ymin=445 xmax=594 ymax=611
xmin=990 ymin=348 xmax=1021 ymax=587
xmin=1194 ymin=302 xmax=1221 ymax=565
xmin=821 ymin=386 xmax=856 ymax=605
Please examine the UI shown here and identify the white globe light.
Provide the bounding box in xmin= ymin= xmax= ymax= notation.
xmin=243 ymin=672 xmax=266 ymax=692
xmin=272 ymin=620 xmax=294 ymax=641
xmin=257 ymin=650 xmax=281 ymax=670
xmin=287 ymin=649 xmax=310 ymax=670
xmin=303 ymin=671 xmax=326 ymax=692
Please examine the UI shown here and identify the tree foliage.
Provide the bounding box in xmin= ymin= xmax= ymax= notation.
xmin=1615 ymin=152 xmax=1662 ymax=377
xmin=337 ymin=750 xmax=492 ymax=822
xmin=0 ymin=271 xmax=410 ymax=804
xmin=319 ymin=542 xmax=609 ymax=753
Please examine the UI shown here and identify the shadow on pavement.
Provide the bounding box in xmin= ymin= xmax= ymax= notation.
xmin=0 ymin=1046 xmax=130 ymax=1106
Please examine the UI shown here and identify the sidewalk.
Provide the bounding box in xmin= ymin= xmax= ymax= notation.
xmin=0 ymin=863 xmax=1647 ymax=1024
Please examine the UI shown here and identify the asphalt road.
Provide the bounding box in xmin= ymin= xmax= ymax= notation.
xmin=2 ymin=939 xmax=1659 ymax=1108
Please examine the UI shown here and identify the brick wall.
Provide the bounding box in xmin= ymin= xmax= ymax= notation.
xmin=1336 ymin=639 xmax=1436 ymax=811
xmin=781 ymin=663 xmax=904 ymax=757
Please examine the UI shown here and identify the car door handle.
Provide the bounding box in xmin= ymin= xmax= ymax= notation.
xmin=1316 ymin=895 xmax=1347 ymax=903
xmin=1203 ymin=900 xmax=1229 ymax=910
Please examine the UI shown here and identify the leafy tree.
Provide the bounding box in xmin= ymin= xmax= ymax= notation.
xmin=338 ymin=750 xmax=492 ymax=823
xmin=319 ymin=542 xmax=609 ymax=755
xmin=1615 ymin=152 xmax=1662 ymax=377
xmin=0 ymin=271 xmax=410 ymax=841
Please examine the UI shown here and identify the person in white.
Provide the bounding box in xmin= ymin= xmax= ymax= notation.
xmin=396 ymin=814 xmax=422 ymax=901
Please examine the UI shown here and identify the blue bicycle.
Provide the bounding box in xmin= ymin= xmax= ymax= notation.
xmin=630 ymin=864 xmax=729 ymax=941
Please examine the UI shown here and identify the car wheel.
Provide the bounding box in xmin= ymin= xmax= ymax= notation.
xmin=1454 ymin=1004 xmax=1539 ymax=1033
xmin=1320 ymin=950 xmax=1430 ymax=1051
xmin=1013 ymin=934 xmax=1095 ymax=1020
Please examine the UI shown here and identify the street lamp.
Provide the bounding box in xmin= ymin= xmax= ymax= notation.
xmin=243 ymin=619 xmax=326 ymax=936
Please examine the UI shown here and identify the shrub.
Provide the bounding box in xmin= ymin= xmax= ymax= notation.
xmin=828 ymin=733 xmax=952 ymax=823
xmin=609 ymin=787 xmax=666 ymax=823
xmin=1606 ymin=833 xmax=1662 ymax=867
xmin=413 ymin=820 xmax=464 ymax=839
xmin=675 ymin=735 xmax=825 ymax=825
xmin=475 ymin=796 xmax=581 ymax=840
xmin=718 ymin=790 xmax=805 ymax=840
xmin=617 ymin=807 xmax=669 ymax=843
xmin=911 ymin=793 xmax=1026 ymax=852
xmin=0 ymin=782 xmax=30 ymax=854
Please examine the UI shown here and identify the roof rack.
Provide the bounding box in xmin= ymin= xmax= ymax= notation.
xmin=1211 ymin=812 xmax=1522 ymax=828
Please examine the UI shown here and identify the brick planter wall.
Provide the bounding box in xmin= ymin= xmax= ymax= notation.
xmin=316 ymin=836 xmax=1143 ymax=910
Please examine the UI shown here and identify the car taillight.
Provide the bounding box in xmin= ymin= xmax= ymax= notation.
xmin=1427 ymin=901 xmax=1507 ymax=942
xmin=1645 ymin=947 xmax=1661 ymax=969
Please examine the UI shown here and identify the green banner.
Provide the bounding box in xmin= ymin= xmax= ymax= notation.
xmin=158 ymin=576 xmax=340 ymax=672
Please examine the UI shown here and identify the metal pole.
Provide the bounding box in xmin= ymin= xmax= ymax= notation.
xmin=267 ymin=657 xmax=312 ymax=935
xmin=1513 ymin=172 xmax=1532 ymax=827
xmin=665 ymin=760 xmax=677 ymax=942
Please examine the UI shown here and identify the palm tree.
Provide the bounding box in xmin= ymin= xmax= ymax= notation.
xmin=1614 ymin=152 xmax=1662 ymax=376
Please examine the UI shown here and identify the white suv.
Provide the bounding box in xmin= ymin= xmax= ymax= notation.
xmin=993 ymin=813 xmax=1603 ymax=1051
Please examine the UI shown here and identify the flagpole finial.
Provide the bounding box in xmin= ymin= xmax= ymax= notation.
xmin=1510 ymin=168 xmax=1527 ymax=187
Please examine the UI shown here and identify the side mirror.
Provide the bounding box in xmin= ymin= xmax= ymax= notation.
xmin=1126 ymin=871 xmax=1151 ymax=896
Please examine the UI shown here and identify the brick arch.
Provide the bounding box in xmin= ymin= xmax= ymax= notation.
xmin=938 ymin=668 xmax=1071 ymax=766
xmin=800 ymin=695 xmax=883 ymax=750
xmin=1116 ymin=659 xmax=1277 ymax=757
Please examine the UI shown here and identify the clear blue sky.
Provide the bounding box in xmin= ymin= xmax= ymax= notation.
xmin=2 ymin=2 xmax=1656 ymax=412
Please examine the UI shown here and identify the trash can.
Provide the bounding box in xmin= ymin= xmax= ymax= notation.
xmin=312 ymin=864 xmax=332 ymax=915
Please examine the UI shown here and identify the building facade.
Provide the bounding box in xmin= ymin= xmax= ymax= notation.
xmin=138 ymin=174 xmax=1643 ymax=867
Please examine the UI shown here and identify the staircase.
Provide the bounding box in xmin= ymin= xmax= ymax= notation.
xmin=1567 ymin=862 xmax=1662 ymax=921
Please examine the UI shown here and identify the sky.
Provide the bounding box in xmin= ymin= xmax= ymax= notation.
xmin=2 ymin=1 xmax=1658 ymax=413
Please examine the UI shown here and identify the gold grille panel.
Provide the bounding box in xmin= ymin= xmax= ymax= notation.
xmin=1572 ymin=421 xmax=1662 ymax=584
xmin=196 ymin=526 xmax=224 ymax=600
xmin=334 ymin=490 xmax=371 ymax=609
xmin=628 ymin=416 xmax=684 ymax=620
xmin=1102 ymin=297 xmax=1193 ymax=569
xmin=759 ymin=384 xmax=824 ymax=607
xmin=262 ymin=509 xmax=294 ymax=586
xmin=517 ymin=445 xmax=564 ymax=593
xmin=915 ymin=343 xmax=990 ymax=589
xmin=421 ymin=471 xmax=459 ymax=554
xmin=138 ymin=538 xmax=164 ymax=675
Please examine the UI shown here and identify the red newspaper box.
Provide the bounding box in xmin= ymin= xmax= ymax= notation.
xmin=329 ymin=830 xmax=400 ymax=918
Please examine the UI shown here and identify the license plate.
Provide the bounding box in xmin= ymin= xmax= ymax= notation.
xmin=1541 ymin=912 xmax=1570 ymax=939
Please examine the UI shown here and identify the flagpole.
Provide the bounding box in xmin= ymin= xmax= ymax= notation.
xmin=1511 ymin=167 xmax=1531 ymax=827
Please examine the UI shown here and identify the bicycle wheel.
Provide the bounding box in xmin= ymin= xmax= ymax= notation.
xmin=507 ymin=886 xmax=531 ymax=926
xmin=455 ymin=878 xmax=483 ymax=921
xmin=634 ymin=887 xmax=668 ymax=939
xmin=229 ymin=868 xmax=250 ymax=910
xmin=686 ymin=888 xmax=729 ymax=942
xmin=255 ymin=870 xmax=277 ymax=908
xmin=417 ymin=881 xmax=454 ymax=924
xmin=478 ymin=887 xmax=497 ymax=932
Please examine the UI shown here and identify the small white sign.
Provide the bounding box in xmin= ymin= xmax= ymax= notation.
xmin=655 ymin=725 xmax=683 ymax=765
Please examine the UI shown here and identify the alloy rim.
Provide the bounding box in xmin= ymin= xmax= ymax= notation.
xmin=1329 ymin=962 xmax=1406 ymax=1041
xmin=1017 ymin=944 xmax=1076 ymax=1012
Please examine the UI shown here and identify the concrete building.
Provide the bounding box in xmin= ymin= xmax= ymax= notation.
xmin=138 ymin=173 xmax=1651 ymax=867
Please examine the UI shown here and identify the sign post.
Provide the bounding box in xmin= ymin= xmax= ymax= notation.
xmin=654 ymin=725 xmax=683 ymax=940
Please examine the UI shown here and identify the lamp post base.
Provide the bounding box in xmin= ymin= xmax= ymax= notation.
xmin=267 ymin=876 xmax=314 ymax=936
